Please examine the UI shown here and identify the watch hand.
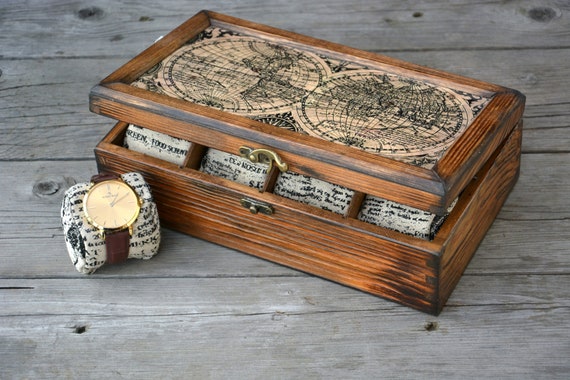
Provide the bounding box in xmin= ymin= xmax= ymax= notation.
xmin=110 ymin=192 xmax=131 ymax=207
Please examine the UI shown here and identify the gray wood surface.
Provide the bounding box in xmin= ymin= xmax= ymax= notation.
xmin=1 ymin=0 xmax=568 ymax=378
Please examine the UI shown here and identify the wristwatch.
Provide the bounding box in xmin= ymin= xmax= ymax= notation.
xmin=83 ymin=173 xmax=142 ymax=264
xmin=62 ymin=172 xmax=160 ymax=274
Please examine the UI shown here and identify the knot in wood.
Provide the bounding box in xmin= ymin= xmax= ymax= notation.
xmin=77 ymin=7 xmax=104 ymax=20
xmin=527 ymin=6 xmax=558 ymax=22
xmin=33 ymin=180 xmax=60 ymax=197
xmin=424 ymin=321 xmax=438 ymax=332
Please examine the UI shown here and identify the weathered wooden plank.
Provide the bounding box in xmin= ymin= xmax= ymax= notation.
xmin=521 ymin=102 xmax=570 ymax=153
xmin=0 ymin=230 xmax=305 ymax=279
xmin=3 ymin=216 xmax=568 ymax=279
xmin=1 ymin=155 xmax=568 ymax=279
xmin=1 ymin=0 xmax=568 ymax=58
xmin=0 ymin=58 xmax=115 ymax=160
xmin=470 ymin=219 xmax=570 ymax=275
xmin=2 ymin=48 xmax=569 ymax=160
xmin=2 ymin=217 xmax=569 ymax=279
xmin=501 ymin=153 xmax=570 ymax=218
xmin=1 ymin=275 xmax=567 ymax=316
xmin=1 ymin=0 xmax=569 ymax=377
xmin=1 ymin=304 xmax=568 ymax=379
xmin=2 ymin=154 xmax=568 ymax=224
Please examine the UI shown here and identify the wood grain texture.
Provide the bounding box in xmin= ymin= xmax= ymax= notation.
xmin=92 ymin=110 xmax=521 ymax=314
xmin=89 ymin=91 xmax=448 ymax=212
xmin=1 ymin=0 xmax=568 ymax=59
xmin=88 ymin=12 xmax=524 ymax=213
xmin=89 ymin=11 xmax=524 ymax=313
xmin=1 ymin=0 xmax=569 ymax=378
xmin=438 ymin=124 xmax=522 ymax=306
xmin=1 ymin=48 xmax=567 ymax=161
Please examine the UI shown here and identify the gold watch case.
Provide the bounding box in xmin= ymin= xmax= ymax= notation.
xmin=83 ymin=179 xmax=142 ymax=236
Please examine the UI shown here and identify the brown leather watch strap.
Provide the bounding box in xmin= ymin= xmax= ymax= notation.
xmin=105 ymin=229 xmax=130 ymax=264
xmin=90 ymin=172 xmax=133 ymax=264
xmin=91 ymin=172 xmax=119 ymax=183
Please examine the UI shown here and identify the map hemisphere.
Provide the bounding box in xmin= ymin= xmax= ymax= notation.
xmin=133 ymin=28 xmax=491 ymax=168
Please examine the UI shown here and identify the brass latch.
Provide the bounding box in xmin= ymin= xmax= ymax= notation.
xmin=239 ymin=146 xmax=288 ymax=173
xmin=240 ymin=198 xmax=274 ymax=215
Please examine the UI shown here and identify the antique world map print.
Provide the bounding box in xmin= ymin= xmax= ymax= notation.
xmin=132 ymin=27 xmax=491 ymax=168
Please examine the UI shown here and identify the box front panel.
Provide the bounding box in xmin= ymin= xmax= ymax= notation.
xmin=95 ymin=139 xmax=440 ymax=313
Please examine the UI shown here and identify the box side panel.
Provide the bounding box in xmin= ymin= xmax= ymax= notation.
xmin=435 ymin=91 xmax=525 ymax=202
xmin=437 ymin=121 xmax=523 ymax=310
xmin=95 ymin=143 xmax=440 ymax=314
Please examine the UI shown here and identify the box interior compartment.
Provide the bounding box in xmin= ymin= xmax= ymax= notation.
xmin=122 ymin=123 xmax=457 ymax=240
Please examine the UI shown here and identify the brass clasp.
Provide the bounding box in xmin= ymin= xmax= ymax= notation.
xmin=240 ymin=198 xmax=274 ymax=215
xmin=239 ymin=146 xmax=288 ymax=173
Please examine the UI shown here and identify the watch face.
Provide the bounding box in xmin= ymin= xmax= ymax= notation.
xmin=84 ymin=179 xmax=141 ymax=231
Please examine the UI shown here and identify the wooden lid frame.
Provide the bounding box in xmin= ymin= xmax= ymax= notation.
xmin=89 ymin=10 xmax=525 ymax=214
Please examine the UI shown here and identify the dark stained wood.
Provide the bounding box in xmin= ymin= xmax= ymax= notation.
xmin=90 ymin=83 xmax=448 ymax=212
xmin=180 ymin=142 xmax=208 ymax=170
xmin=2 ymin=0 xmax=568 ymax=377
xmin=95 ymin=141 xmax=437 ymax=312
xmin=89 ymin=11 xmax=524 ymax=214
xmin=345 ymin=191 xmax=367 ymax=219
xmin=93 ymin=119 xmax=522 ymax=314
xmin=87 ymin=11 xmax=525 ymax=314
xmin=436 ymin=91 xmax=525 ymax=200
xmin=438 ymin=122 xmax=523 ymax=307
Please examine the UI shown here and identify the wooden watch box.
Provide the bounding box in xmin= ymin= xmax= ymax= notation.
xmin=89 ymin=10 xmax=525 ymax=314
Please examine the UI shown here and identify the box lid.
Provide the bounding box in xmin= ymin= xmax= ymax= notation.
xmin=89 ymin=10 xmax=525 ymax=214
